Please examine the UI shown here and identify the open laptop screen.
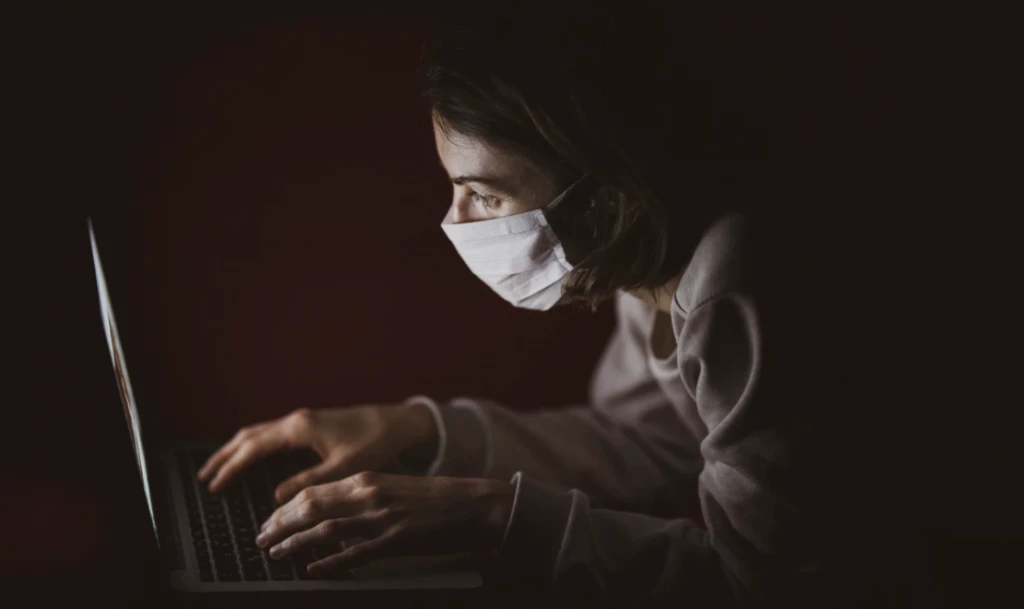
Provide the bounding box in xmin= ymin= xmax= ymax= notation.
xmin=89 ymin=219 xmax=158 ymax=541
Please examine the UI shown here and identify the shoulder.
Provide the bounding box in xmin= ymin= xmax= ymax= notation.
xmin=673 ymin=212 xmax=753 ymax=315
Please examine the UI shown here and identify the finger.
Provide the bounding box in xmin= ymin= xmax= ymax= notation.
xmin=258 ymin=485 xmax=364 ymax=548
xmin=274 ymin=458 xmax=352 ymax=505
xmin=306 ymin=532 xmax=398 ymax=577
xmin=262 ymin=472 xmax=383 ymax=536
xmin=198 ymin=420 xmax=277 ymax=481
xmin=208 ymin=428 xmax=289 ymax=493
xmin=197 ymin=433 xmax=248 ymax=481
xmin=200 ymin=409 xmax=312 ymax=482
xmin=266 ymin=516 xmax=377 ymax=560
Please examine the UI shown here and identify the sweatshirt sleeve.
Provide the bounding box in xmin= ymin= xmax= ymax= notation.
xmin=492 ymin=292 xmax=933 ymax=606
xmin=405 ymin=293 xmax=704 ymax=517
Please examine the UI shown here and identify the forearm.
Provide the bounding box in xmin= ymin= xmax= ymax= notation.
xmin=408 ymin=395 xmax=701 ymax=516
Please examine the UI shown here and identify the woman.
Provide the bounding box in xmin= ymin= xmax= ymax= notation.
xmin=197 ymin=5 xmax=945 ymax=606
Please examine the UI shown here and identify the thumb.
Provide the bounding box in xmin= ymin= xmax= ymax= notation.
xmin=273 ymin=457 xmax=351 ymax=505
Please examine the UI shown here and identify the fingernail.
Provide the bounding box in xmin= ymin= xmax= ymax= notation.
xmin=269 ymin=545 xmax=283 ymax=558
xmin=255 ymin=533 xmax=267 ymax=547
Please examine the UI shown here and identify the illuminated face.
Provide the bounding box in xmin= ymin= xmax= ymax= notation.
xmin=433 ymin=118 xmax=562 ymax=223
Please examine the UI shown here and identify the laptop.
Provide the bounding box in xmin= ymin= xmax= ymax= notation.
xmin=88 ymin=219 xmax=483 ymax=593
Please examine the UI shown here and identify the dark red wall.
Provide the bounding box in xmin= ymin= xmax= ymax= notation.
xmin=6 ymin=15 xmax=612 ymax=601
xmin=114 ymin=18 xmax=614 ymax=440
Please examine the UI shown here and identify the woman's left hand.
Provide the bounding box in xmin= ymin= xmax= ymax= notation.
xmin=255 ymin=471 xmax=515 ymax=577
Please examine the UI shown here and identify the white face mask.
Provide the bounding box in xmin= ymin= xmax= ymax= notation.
xmin=440 ymin=177 xmax=588 ymax=310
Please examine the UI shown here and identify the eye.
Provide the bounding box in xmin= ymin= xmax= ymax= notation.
xmin=470 ymin=191 xmax=501 ymax=211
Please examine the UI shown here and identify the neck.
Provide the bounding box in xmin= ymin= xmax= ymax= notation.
xmin=629 ymin=272 xmax=683 ymax=314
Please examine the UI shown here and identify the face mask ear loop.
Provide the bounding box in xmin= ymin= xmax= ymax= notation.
xmin=543 ymin=172 xmax=595 ymax=266
xmin=543 ymin=172 xmax=593 ymax=218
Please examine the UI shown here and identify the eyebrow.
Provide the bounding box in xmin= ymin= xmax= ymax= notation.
xmin=435 ymin=150 xmax=512 ymax=190
xmin=450 ymin=174 xmax=517 ymax=196
xmin=451 ymin=175 xmax=501 ymax=187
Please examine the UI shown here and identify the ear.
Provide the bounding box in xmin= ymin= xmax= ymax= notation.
xmin=544 ymin=173 xmax=599 ymax=266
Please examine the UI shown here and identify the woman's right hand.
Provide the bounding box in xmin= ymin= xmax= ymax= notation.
xmin=197 ymin=402 xmax=438 ymax=504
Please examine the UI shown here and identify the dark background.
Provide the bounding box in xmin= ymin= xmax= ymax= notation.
xmin=7 ymin=6 xmax=619 ymax=607
xmin=6 ymin=3 xmax=1017 ymax=608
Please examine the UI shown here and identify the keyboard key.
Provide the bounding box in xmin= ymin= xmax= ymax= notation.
xmin=218 ymin=569 xmax=242 ymax=582
xmin=176 ymin=450 xmax=221 ymax=583
xmin=195 ymin=552 xmax=214 ymax=577
xmin=212 ymin=549 xmax=234 ymax=562
xmin=180 ymin=449 xmax=327 ymax=584
xmin=268 ymin=560 xmax=295 ymax=580
xmin=230 ymin=512 xmax=250 ymax=527
xmin=255 ymin=506 xmax=274 ymax=525
xmin=201 ymin=498 xmax=223 ymax=512
xmin=293 ymin=554 xmax=314 ymax=580
xmin=199 ymin=565 xmax=216 ymax=582
xmin=213 ymin=557 xmax=236 ymax=571
xmin=214 ymin=554 xmax=240 ymax=579
xmin=209 ymin=531 xmax=231 ymax=544
xmin=241 ymin=554 xmax=268 ymax=581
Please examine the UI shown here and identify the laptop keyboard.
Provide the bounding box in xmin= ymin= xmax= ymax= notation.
xmin=177 ymin=448 xmax=344 ymax=582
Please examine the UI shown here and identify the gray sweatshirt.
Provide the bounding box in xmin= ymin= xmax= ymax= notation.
xmin=408 ymin=212 xmax=938 ymax=607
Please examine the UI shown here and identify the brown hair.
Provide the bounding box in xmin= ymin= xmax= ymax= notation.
xmin=419 ymin=2 xmax=739 ymax=308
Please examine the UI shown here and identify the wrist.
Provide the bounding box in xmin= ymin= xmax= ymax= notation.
xmin=396 ymin=400 xmax=439 ymax=462
xmin=478 ymin=480 xmax=515 ymax=549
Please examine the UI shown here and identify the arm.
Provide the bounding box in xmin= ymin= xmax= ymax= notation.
xmin=409 ymin=293 xmax=703 ymax=517
xmin=493 ymin=293 xmax=933 ymax=606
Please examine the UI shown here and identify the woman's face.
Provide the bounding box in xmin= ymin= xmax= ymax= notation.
xmin=433 ymin=118 xmax=561 ymax=223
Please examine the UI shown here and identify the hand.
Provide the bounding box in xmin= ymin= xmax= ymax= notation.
xmin=254 ymin=472 xmax=515 ymax=578
xmin=197 ymin=403 xmax=437 ymax=503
